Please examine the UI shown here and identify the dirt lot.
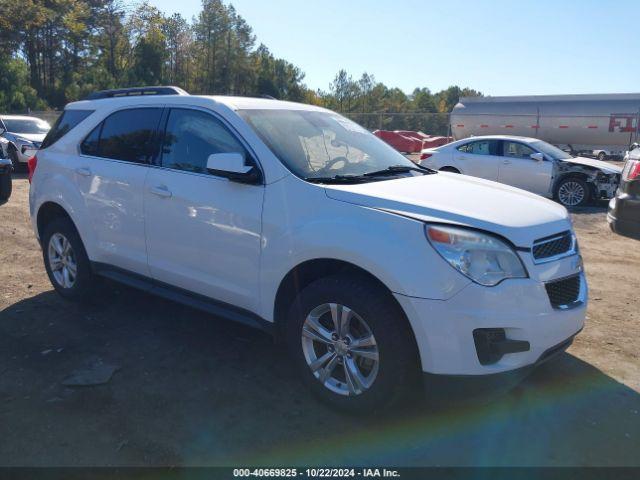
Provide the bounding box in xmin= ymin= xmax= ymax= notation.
xmin=1 ymin=175 xmax=639 ymax=467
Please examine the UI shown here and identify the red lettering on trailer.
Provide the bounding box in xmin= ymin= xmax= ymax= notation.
xmin=480 ymin=124 xmax=489 ymax=128
xmin=504 ymin=125 xmax=514 ymax=128
xmin=531 ymin=125 xmax=540 ymax=129
xmin=559 ymin=125 xmax=569 ymax=128
xmin=587 ymin=125 xmax=598 ymax=129
xmin=609 ymin=114 xmax=637 ymax=133
xmin=456 ymin=124 xmax=464 ymax=127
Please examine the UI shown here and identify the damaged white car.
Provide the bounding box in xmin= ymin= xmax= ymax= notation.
xmin=420 ymin=135 xmax=622 ymax=207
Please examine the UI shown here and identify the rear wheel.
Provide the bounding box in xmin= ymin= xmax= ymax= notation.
xmin=285 ymin=274 xmax=419 ymax=413
xmin=556 ymin=177 xmax=590 ymax=207
xmin=597 ymin=152 xmax=607 ymax=161
xmin=42 ymin=217 xmax=97 ymax=300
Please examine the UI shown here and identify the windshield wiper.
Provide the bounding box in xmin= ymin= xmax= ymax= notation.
xmin=304 ymin=175 xmax=369 ymax=184
xmin=362 ymin=164 xmax=435 ymax=177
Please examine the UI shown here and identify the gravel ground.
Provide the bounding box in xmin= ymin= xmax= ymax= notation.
xmin=0 ymin=175 xmax=639 ymax=467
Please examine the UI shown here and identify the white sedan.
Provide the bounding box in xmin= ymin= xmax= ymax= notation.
xmin=419 ymin=135 xmax=622 ymax=207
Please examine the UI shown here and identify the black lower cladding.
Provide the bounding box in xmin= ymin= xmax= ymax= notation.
xmin=473 ymin=328 xmax=530 ymax=365
xmin=545 ymin=274 xmax=581 ymax=308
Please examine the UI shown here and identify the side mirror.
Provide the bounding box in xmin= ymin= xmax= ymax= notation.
xmin=206 ymin=153 xmax=261 ymax=184
xmin=530 ymin=152 xmax=545 ymax=162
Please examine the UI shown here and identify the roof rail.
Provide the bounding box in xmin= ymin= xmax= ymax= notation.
xmin=84 ymin=86 xmax=189 ymax=101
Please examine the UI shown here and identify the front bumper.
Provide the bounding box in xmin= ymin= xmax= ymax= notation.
xmin=422 ymin=330 xmax=579 ymax=396
xmin=394 ymin=271 xmax=587 ymax=376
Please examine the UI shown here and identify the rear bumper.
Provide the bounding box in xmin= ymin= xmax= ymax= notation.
xmin=608 ymin=195 xmax=640 ymax=241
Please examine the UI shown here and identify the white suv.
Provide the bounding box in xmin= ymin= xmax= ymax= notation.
xmin=29 ymin=87 xmax=587 ymax=411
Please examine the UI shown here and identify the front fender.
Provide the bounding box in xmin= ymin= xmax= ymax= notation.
xmin=258 ymin=177 xmax=470 ymax=321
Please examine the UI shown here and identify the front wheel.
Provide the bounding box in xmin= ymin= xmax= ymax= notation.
xmin=285 ymin=274 xmax=419 ymax=413
xmin=597 ymin=152 xmax=607 ymax=161
xmin=556 ymin=177 xmax=590 ymax=207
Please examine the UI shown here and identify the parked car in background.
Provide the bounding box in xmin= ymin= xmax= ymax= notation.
xmin=30 ymin=87 xmax=586 ymax=411
xmin=420 ymin=135 xmax=622 ymax=207
xmin=0 ymin=115 xmax=51 ymax=170
xmin=450 ymin=94 xmax=640 ymax=160
xmin=0 ymin=157 xmax=12 ymax=205
xmin=608 ymin=148 xmax=640 ymax=240
xmin=0 ymin=136 xmax=9 ymax=159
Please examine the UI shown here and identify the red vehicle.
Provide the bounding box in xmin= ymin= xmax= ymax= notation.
xmin=374 ymin=130 xmax=451 ymax=153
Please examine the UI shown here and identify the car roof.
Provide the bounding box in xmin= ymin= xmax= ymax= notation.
xmin=65 ymin=94 xmax=329 ymax=113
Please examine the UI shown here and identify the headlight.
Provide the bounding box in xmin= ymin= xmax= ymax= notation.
xmin=425 ymin=224 xmax=528 ymax=286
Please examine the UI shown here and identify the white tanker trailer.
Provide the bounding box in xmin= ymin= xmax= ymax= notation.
xmin=451 ymin=93 xmax=640 ymax=160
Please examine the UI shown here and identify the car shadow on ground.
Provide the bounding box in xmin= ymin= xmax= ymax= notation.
xmin=0 ymin=284 xmax=639 ymax=467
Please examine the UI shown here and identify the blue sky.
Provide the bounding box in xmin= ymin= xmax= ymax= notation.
xmin=147 ymin=0 xmax=639 ymax=96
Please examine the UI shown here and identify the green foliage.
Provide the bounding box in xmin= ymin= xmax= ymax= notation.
xmin=0 ymin=55 xmax=47 ymax=111
xmin=0 ymin=0 xmax=481 ymax=127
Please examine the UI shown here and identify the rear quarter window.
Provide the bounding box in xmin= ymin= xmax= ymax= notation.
xmin=41 ymin=110 xmax=94 ymax=149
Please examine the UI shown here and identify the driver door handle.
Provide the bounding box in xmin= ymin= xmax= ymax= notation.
xmin=503 ymin=159 xmax=511 ymax=165
xmin=150 ymin=185 xmax=172 ymax=198
xmin=75 ymin=167 xmax=92 ymax=177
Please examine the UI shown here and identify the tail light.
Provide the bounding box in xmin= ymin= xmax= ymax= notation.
xmin=420 ymin=153 xmax=433 ymax=161
xmin=27 ymin=155 xmax=37 ymax=183
xmin=623 ymin=159 xmax=640 ymax=181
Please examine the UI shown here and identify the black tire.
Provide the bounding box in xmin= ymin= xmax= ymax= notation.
xmin=439 ymin=166 xmax=460 ymax=173
xmin=555 ymin=176 xmax=590 ymax=207
xmin=8 ymin=146 xmax=21 ymax=172
xmin=42 ymin=216 xmax=97 ymax=301
xmin=597 ymin=152 xmax=607 ymax=161
xmin=285 ymin=273 xmax=419 ymax=413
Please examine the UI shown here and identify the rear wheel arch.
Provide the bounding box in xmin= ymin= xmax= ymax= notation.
xmin=37 ymin=202 xmax=78 ymax=242
xmin=440 ymin=166 xmax=461 ymax=173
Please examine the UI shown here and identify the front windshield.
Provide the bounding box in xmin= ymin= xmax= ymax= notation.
xmin=239 ymin=109 xmax=416 ymax=179
xmin=2 ymin=118 xmax=50 ymax=135
xmin=531 ymin=140 xmax=572 ymax=160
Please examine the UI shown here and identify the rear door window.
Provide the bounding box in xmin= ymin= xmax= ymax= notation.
xmin=80 ymin=108 xmax=162 ymax=164
xmin=41 ymin=110 xmax=94 ymax=149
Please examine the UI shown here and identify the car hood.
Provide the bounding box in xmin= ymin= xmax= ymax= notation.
xmin=324 ymin=173 xmax=571 ymax=247
xmin=10 ymin=133 xmax=46 ymax=143
xmin=560 ymin=156 xmax=622 ymax=174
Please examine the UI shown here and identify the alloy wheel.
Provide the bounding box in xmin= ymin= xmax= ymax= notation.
xmin=558 ymin=181 xmax=585 ymax=207
xmin=301 ymin=303 xmax=379 ymax=396
xmin=48 ymin=233 xmax=77 ymax=289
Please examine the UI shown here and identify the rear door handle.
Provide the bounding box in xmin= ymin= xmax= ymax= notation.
xmin=150 ymin=185 xmax=172 ymax=198
xmin=75 ymin=167 xmax=92 ymax=177
xmin=503 ymin=159 xmax=511 ymax=165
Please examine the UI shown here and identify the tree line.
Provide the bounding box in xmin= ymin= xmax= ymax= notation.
xmin=0 ymin=0 xmax=481 ymax=134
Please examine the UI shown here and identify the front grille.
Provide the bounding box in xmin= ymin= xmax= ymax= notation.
xmin=532 ymin=231 xmax=573 ymax=261
xmin=545 ymin=274 xmax=581 ymax=309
